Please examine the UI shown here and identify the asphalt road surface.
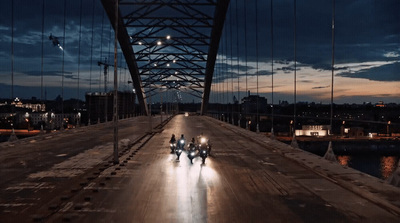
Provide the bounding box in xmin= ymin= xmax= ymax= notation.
xmin=0 ymin=114 xmax=399 ymax=222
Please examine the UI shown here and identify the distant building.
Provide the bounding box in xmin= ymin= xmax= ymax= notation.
xmin=343 ymin=127 xmax=364 ymax=138
xmin=11 ymin=97 xmax=46 ymax=112
xmin=295 ymin=125 xmax=330 ymax=137
xmin=0 ymin=97 xmax=46 ymax=112
xmin=86 ymin=91 xmax=136 ymax=124
xmin=376 ymin=101 xmax=385 ymax=107
xmin=241 ymin=94 xmax=268 ymax=115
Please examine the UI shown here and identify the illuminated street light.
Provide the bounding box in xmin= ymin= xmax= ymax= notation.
xmin=157 ymin=41 xmax=162 ymax=45
xmin=25 ymin=112 xmax=30 ymax=131
xmin=173 ymin=59 xmax=176 ymax=63
xmin=166 ymin=35 xmax=171 ymax=40
xmin=77 ymin=112 xmax=81 ymax=127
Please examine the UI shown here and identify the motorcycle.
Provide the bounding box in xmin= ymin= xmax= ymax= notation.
xmin=187 ymin=142 xmax=196 ymax=164
xmin=198 ymin=137 xmax=209 ymax=164
xmin=176 ymin=138 xmax=185 ymax=160
xmin=170 ymin=142 xmax=176 ymax=153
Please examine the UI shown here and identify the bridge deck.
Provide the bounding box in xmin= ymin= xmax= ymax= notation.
xmin=0 ymin=115 xmax=399 ymax=222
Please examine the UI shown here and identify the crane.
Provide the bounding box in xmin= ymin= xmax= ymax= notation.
xmin=98 ymin=57 xmax=126 ymax=93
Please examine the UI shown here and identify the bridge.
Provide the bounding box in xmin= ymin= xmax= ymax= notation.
xmin=1 ymin=114 xmax=400 ymax=222
xmin=1 ymin=0 xmax=400 ymax=222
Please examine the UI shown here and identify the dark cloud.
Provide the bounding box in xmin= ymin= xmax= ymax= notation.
xmin=337 ymin=62 xmax=400 ymax=82
xmin=276 ymin=65 xmax=300 ymax=74
xmin=256 ymin=70 xmax=272 ymax=76
xmin=312 ymin=85 xmax=329 ymax=89
xmin=24 ymin=70 xmax=73 ymax=77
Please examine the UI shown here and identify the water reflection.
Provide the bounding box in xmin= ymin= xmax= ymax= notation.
xmin=337 ymin=155 xmax=399 ymax=179
xmin=380 ymin=156 xmax=398 ymax=179
xmin=294 ymin=141 xmax=400 ymax=180
xmin=337 ymin=155 xmax=351 ymax=166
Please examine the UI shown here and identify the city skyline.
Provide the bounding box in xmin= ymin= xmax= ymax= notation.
xmin=0 ymin=0 xmax=399 ymax=104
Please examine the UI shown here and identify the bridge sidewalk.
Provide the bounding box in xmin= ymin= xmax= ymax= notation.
xmin=204 ymin=116 xmax=400 ymax=216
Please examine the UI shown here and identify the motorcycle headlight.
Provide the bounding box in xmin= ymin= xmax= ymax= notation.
xmin=180 ymin=140 xmax=184 ymax=144
xmin=170 ymin=143 xmax=173 ymax=147
xmin=190 ymin=152 xmax=195 ymax=156
xmin=200 ymin=137 xmax=206 ymax=143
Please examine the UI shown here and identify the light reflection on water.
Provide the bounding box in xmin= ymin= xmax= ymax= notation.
xmin=336 ymin=155 xmax=399 ymax=179
xmin=294 ymin=141 xmax=400 ymax=180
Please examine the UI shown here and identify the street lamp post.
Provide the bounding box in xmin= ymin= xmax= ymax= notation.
xmin=25 ymin=112 xmax=30 ymax=131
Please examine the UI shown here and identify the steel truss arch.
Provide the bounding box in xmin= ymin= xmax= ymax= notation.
xmin=102 ymin=0 xmax=230 ymax=115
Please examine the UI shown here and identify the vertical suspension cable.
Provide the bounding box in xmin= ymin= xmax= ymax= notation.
xmin=244 ymin=0 xmax=248 ymax=124
xmin=90 ymin=0 xmax=95 ymax=92
xmin=236 ymin=0 xmax=240 ymax=126
xmin=219 ymin=52 xmax=223 ymax=117
xmin=216 ymin=51 xmax=219 ymax=117
xmin=113 ymin=0 xmax=119 ymax=164
xmin=88 ymin=0 xmax=95 ymax=125
xmin=255 ymin=0 xmax=260 ymax=132
xmin=77 ymin=0 xmax=83 ymax=108
xmin=225 ymin=25 xmax=229 ymax=120
xmin=229 ymin=3 xmax=234 ymax=124
xmin=107 ymin=22 xmax=113 ymax=92
xmin=271 ymin=0 xmax=274 ymax=135
xmin=292 ymin=0 xmax=298 ymax=146
xmin=219 ymin=53 xmax=222 ymax=105
xmin=244 ymin=0 xmax=248 ymax=96
xmin=61 ymin=0 xmax=66 ymax=119
xmin=11 ymin=0 xmax=14 ymax=100
xmin=220 ymin=52 xmax=223 ymax=105
xmin=99 ymin=11 xmax=105 ymax=92
xmin=330 ymin=0 xmax=335 ymax=134
xmin=41 ymin=0 xmax=45 ymax=102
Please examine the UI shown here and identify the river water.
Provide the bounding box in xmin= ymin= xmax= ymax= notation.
xmin=294 ymin=140 xmax=400 ymax=180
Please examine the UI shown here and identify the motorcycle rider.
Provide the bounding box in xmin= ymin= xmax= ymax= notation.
xmin=177 ymin=134 xmax=185 ymax=150
xmin=188 ymin=137 xmax=197 ymax=151
xmin=169 ymin=134 xmax=176 ymax=153
xmin=170 ymin=134 xmax=176 ymax=144
xmin=207 ymin=139 xmax=212 ymax=156
xmin=197 ymin=133 xmax=212 ymax=156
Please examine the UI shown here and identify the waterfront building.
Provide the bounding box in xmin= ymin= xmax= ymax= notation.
xmin=295 ymin=125 xmax=330 ymax=137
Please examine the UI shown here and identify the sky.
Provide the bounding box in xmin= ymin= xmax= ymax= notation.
xmin=0 ymin=0 xmax=399 ymax=105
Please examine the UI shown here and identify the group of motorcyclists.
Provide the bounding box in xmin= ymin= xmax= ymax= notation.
xmin=169 ymin=133 xmax=211 ymax=164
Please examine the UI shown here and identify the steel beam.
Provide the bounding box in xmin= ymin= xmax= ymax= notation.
xmin=201 ymin=0 xmax=230 ymax=115
xmin=101 ymin=0 xmax=148 ymax=115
